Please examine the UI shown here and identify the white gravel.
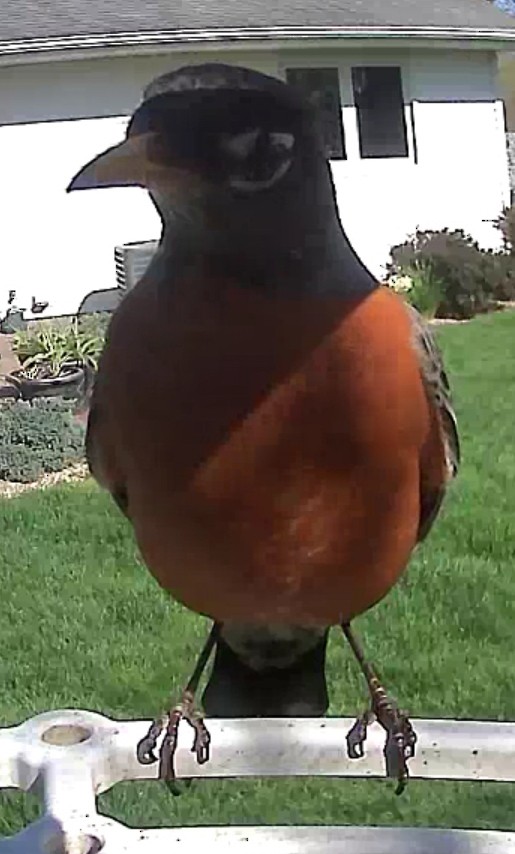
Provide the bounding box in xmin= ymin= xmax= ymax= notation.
xmin=0 ymin=462 xmax=90 ymax=499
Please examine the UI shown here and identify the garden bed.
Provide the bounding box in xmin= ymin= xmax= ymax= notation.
xmin=386 ymin=217 xmax=515 ymax=320
xmin=0 ymin=315 xmax=106 ymax=490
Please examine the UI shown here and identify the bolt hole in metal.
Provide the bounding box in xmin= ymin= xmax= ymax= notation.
xmin=43 ymin=833 xmax=104 ymax=854
xmin=41 ymin=724 xmax=93 ymax=746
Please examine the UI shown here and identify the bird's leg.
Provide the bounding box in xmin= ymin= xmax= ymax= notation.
xmin=341 ymin=622 xmax=417 ymax=795
xmin=136 ymin=622 xmax=220 ymax=788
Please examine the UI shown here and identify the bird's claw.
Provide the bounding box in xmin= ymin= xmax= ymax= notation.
xmin=137 ymin=691 xmax=211 ymax=786
xmin=191 ymin=718 xmax=211 ymax=764
xmin=346 ymin=711 xmax=373 ymax=759
xmin=136 ymin=716 xmax=167 ymax=765
xmin=400 ymin=713 xmax=417 ymax=760
xmin=384 ymin=730 xmax=410 ymax=795
xmin=346 ymin=702 xmax=417 ymax=795
xmin=377 ymin=704 xmax=417 ymax=796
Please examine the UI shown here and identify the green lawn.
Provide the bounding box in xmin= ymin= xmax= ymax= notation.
xmin=1 ymin=310 xmax=515 ymax=835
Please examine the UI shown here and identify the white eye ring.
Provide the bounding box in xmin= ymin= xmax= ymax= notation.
xmin=221 ymin=130 xmax=295 ymax=160
xmin=229 ymin=157 xmax=292 ymax=192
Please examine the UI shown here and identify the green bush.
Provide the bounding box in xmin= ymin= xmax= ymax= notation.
xmin=480 ymin=249 xmax=515 ymax=302
xmin=495 ymin=205 xmax=515 ymax=255
xmin=0 ymin=399 xmax=85 ymax=483
xmin=388 ymin=229 xmax=515 ymax=319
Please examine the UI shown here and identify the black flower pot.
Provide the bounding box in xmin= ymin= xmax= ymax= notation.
xmin=7 ymin=363 xmax=86 ymax=402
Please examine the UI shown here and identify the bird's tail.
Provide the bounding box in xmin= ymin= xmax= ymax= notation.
xmin=202 ymin=624 xmax=329 ymax=717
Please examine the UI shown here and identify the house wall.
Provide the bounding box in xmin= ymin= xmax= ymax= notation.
xmin=0 ymin=46 xmax=509 ymax=317
xmin=498 ymin=51 xmax=515 ymax=130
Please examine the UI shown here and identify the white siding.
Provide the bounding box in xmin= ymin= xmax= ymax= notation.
xmin=408 ymin=50 xmax=508 ymax=248
xmin=0 ymin=46 xmax=510 ymax=316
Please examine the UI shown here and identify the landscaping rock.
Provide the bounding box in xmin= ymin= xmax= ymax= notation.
xmin=0 ymin=462 xmax=89 ymax=499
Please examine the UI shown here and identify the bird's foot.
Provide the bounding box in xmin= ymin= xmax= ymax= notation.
xmin=136 ymin=690 xmax=211 ymax=789
xmin=346 ymin=693 xmax=417 ymax=795
xmin=380 ymin=704 xmax=416 ymax=795
xmin=136 ymin=623 xmax=219 ymax=793
xmin=341 ymin=622 xmax=416 ymax=794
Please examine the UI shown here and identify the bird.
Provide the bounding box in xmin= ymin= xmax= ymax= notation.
xmin=67 ymin=62 xmax=460 ymax=794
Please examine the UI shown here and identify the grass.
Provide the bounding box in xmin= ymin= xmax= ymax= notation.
xmin=1 ymin=309 xmax=515 ymax=835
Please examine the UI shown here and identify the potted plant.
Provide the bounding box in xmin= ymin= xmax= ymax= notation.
xmin=6 ymin=316 xmax=107 ymax=401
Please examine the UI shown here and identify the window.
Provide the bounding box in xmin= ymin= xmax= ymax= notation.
xmin=285 ymin=67 xmax=346 ymax=159
xmin=351 ymin=66 xmax=408 ymax=159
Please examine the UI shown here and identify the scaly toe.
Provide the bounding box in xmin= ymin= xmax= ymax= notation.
xmin=346 ymin=719 xmax=368 ymax=759
xmin=136 ymin=717 xmax=167 ymax=765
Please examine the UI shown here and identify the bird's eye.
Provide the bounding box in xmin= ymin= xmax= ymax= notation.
xmin=219 ymin=128 xmax=295 ymax=193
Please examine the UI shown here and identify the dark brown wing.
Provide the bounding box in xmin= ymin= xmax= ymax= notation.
xmin=405 ymin=304 xmax=460 ymax=541
xmin=86 ymin=382 xmax=129 ymax=518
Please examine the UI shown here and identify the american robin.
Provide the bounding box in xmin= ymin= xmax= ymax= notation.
xmin=68 ymin=63 xmax=460 ymax=794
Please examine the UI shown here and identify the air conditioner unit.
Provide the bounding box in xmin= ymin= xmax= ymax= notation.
xmin=114 ymin=240 xmax=159 ymax=291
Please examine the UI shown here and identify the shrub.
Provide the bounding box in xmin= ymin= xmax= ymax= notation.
xmin=387 ymin=229 xmax=515 ymax=319
xmin=0 ymin=399 xmax=85 ymax=482
xmin=494 ymin=205 xmax=515 ymax=254
xmin=480 ymin=249 xmax=515 ymax=302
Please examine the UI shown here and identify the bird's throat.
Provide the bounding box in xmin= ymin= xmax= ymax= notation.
xmin=158 ymin=215 xmax=378 ymax=298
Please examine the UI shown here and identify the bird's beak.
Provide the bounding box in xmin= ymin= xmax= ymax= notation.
xmin=67 ymin=133 xmax=156 ymax=192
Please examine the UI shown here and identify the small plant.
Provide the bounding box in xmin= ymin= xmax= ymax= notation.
xmin=0 ymin=399 xmax=85 ymax=483
xmin=388 ymin=263 xmax=444 ymax=319
xmin=13 ymin=324 xmax=71 ymax=379
xmin=12 ymin=314 xmax=108 ymax=380
xmin=76 ymin=313 xmax=111 ymax=369
xmin=64 ymin=316 xmax=108 ymax=373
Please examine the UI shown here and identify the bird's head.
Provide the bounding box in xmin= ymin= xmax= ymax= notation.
xmin=67 ymin=64 xmax=329 ymax=234
xmin=66 ymin=63 xmax=379 ymax=293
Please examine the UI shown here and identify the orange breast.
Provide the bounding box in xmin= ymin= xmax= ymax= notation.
xmin=99 ymin=282 xmax=439 ymax=626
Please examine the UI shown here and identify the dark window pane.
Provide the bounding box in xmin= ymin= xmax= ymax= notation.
xmin=286 ymin=67 xmax=346 ymax=159
xmin=352 ymin=66 xmax=408 ymax=158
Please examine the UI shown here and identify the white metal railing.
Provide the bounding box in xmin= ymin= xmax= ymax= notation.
xmin=1 ymin=709 xmax=515 ymax=853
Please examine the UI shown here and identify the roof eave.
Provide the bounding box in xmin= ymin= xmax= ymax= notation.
xmin=1 ymin=25 xmax=515 ymax=62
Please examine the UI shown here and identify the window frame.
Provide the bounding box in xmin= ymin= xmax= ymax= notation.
xmin=281 ymin=63 xmax=347 ymax=161
xmin=351 ymin=64 xmax=410 ymax=160
xmin=279 ymin=57 xmax=417 ymax=165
